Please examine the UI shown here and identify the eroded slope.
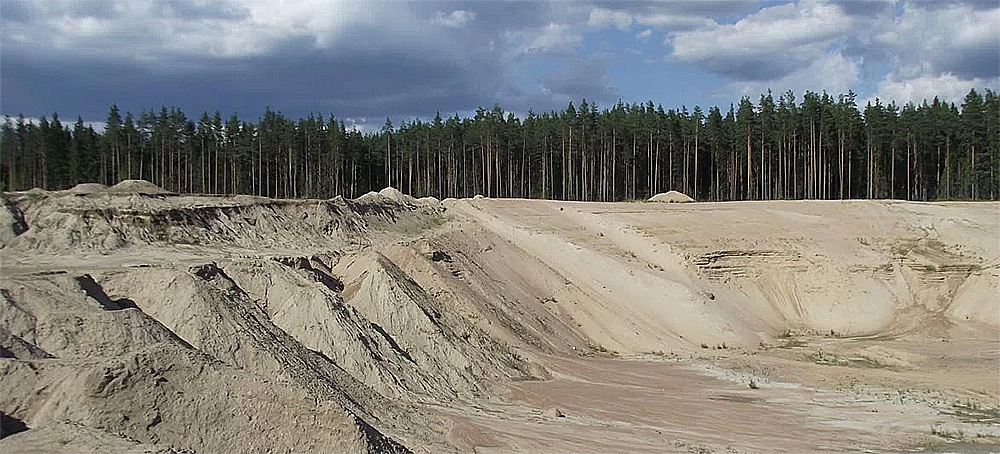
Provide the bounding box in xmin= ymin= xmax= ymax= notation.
xmin=1 ymin=186 xmax=997 ymax=453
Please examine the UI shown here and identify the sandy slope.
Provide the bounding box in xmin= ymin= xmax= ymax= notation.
xmin=448 ymin=198 xmax=998 ymax=350
xmin=1 ymin=185 xmax=997 ymax=453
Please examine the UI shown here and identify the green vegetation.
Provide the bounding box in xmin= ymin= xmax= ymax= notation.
xmin=3 ymin=89 xmax=998 ymax=201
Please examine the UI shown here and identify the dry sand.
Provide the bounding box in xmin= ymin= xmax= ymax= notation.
xmin=1 ymin=186 xmax=997 ymax=453
xmin=648 ymin=190 xmax=694 ymax=203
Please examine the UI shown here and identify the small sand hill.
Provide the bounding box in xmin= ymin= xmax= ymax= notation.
xmin=649 ymin=191 xmax=694 ymax=203
xmin=66 ymin=183 xmax=108 ymax=195
xmin=378 ymin=187 xmax=408 ymax=203
xmin=107 ymin=179 xmax=174 ymax=195
xmin=416 ymin=196 xmax=440 ymax=205
xmin=355 ymin=187 xmax=417 ymax=205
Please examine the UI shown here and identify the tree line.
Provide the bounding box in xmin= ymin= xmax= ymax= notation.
xmin=2 ymin=88 xmax=998 ymax=201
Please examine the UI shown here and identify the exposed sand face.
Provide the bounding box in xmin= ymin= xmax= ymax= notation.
xmin=474 ymin=199 xmax=997 ymax=342
xmin=1 ymin=188 xmax=997 ymax=453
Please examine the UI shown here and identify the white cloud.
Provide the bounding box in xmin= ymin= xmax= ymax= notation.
xmin=341 ymin=117 xmax=375 ymax=133
xmin=859 ymin=2 xmax=1000 ymax=106
xmin=672 ymin=2 xmax=850 ymax=60
xmin=724 ymin=52 xmax=860 ymax=100
xmin=586 ymin=5 xmax=720 ymax=33
xmin=634 ymin=13 xmax=715 ymax=31
xmin=669 ymin=1 xmax=852 ymax=81
xmin=509 ymin=22 xmax=583 ymax=55
xmin=1 ymin=0 xmax=423 ymax=60
xmin=588 ymin=8 xmax=633 ymax=30
xmin=635 ymin=28 xmax=653 ymax=40
xmin=431 ymin=10 xmax=476 ymax=28
xmin=871 ymin=72 xmax=997 ymax=106
xmin=876 ymin=2 xmax=1000 ymax=79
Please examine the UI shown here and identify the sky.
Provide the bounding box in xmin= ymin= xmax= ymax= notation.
xmin=2 ymin=0 xmax=998 ymax=132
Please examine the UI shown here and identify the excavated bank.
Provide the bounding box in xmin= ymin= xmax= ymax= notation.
xmin=1 ymin=186 xmax=997 ymax=453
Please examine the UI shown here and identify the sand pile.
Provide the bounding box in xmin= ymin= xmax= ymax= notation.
xmin=0 ymin=271 xmax=409 ymax=453
xmin=0 ymin=191 xmax=513 ymax=452
xmin=378 ymin=186 xmax=410 ymax=203
xmin=648 ymin=191 xmax=694 ymax=203
xmin=65 ymin=183 xmax=107 ymax=195
xmin=332 ymin=252 xmax=532 ymax=396
xmin=355 ymin=187 xmax=418 ymax=206
xmin=106 ymin=179 xmax=174 ymax=195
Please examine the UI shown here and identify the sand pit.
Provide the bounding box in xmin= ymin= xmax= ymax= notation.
xmin=648 ymin=190 xmax=694 ymax=203
xmin=1 ymin=190 xmax=997 ymax=453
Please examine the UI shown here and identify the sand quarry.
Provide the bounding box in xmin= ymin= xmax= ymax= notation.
xmin=0 ymin=181 xmax=997 ymax=453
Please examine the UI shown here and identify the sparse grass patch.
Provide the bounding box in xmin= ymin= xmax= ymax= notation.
xmin=810 ymin=350 xmax=887 ymax=369
xmin=931 ymin=425 xmax=966 ymax=441
xmin=587 ymin=342 xmax=619 ymax=357
xmin=943 ymin=401 xmax=1000 ymax=425
xmin=399 ymin=214 xmax=448 ymax=235
xmin=778 ymin=337 xmax=806 ymax=348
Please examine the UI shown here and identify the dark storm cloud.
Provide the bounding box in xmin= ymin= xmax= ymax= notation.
xmin=690 ymin=56 xmax=804 ymax=83
xmin=0 ymin=0 xmax=524 ymax=122
xmin=0 ymin=37 xmax=502 ymax=121
xmin=934 ymin=41 xmax=1000 ymax=79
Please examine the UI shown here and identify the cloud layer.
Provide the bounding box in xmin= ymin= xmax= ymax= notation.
xmin=1 ymin=0 xmax=997 ymax=124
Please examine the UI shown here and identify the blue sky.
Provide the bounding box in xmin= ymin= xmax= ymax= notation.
xmin=2 ymin=0 xmax=998 ymax=131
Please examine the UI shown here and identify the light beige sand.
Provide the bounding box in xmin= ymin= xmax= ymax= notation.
xmin=1 ymin=189 xmax=996 ymax=453
xmin=648 ymin=190 xmax=694 ymax=202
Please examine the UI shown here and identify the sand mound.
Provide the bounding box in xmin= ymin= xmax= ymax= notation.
xmin=378 ymin=187 xmax=408 ymax=203
xmin=107 ymin=179 xmax=173 ymax=195
xmin=417 ymin=196 xmax=440 ymax=205
xmin=355 ymin=187 xmax=417 ymax=205
xmin=649 ymin=191 xmax=694 ymax=203
xmin=544 ymin=407 xmax=565 ymax=418
xmin=65 ymin=183 xmax=108 ymax=195
xmin=0 ymin=422 xmax=166 ymax=453
xmin=355 ymin=191 xmax=383 ymax=203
